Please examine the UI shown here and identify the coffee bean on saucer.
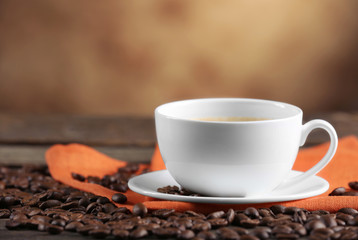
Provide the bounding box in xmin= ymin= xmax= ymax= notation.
xmin=112 ymin=193 xmax=127 ymax=204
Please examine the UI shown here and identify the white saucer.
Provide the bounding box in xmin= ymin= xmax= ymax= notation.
xmin=128 ymin=170 xmax=329 ymax=204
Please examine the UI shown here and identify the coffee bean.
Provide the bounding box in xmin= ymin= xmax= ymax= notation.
xmin=208 ymin=218 xmax=228 ymax=228
xmin=39 ymin=200 xmax=62 ymax=210
xmin=270 ymin=205 xmax=286 ymax=215
xmin=272 ymin=225 xmax=292 ymax=234
xmin=329 ymin=187 xmax=346 ymax=196
xmin=0 ymin=209 xmax=11 ymax=218
xmin=240 ymin=219 xmax=260 ymax=228
xmin=338 ymin=208 xmax=358 ymax=215
xmin=61 ymin=201 xmax=79 ymax=210
xmin=152 ymin=208 xmax=175 ymax=219
xmin=130 ymin=227 xmax=148 ymax=239
xmin=71 ymin=172 xmax=85 ymax=182
xmin=65 ymin=221 xmax=83 ymax=232
xmin=192 ymin=221 xmax=212 ymax=232
xmin=97 ymin=196 xmax=110 ymax=204
xmin=348 ymin=181 xmax=358 ymax=190
xmin=5 ymin=220 xmax=21 ymax=230
xmin=110 ymin=183 xmax=128 ymax=193
xmin=244 ymin=207 xmax=260 ymax=219
xmin=132 ymin=203 xmax=147 ymax=217
xmin=113 ymin=229 xmax=130 ymax=238
xmin=305 ymin=220 xmax=326 ymax=231
xmin=226 ymin=209 xmax=235 ymax=223
xmin=178 ymin=229 xmax=195 ymax=239
xmin=112 ymin=193 xmax=127 ymax=204
xmin=51 ymin=219 xmax=66 ymax=227
xmin=207 ymin=210 xmax=225 ymax=219
xmin=218 ymin=227 xmax=240 ymax=239
xmin=152 ymin=227 xmax=180 ymax=238
xmin=342 ymin=191 xmax=358 ymax=196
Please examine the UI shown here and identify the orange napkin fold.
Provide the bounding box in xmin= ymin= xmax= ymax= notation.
xmin=46 ymin=136 xmax=358 ymax=214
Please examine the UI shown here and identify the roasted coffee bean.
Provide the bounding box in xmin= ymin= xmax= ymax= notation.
xmin=152 ymin=227 xmax=180 ymax=238
xmin=178 ymin=229 xmax=196 ymax=239
xmin=110 ymin=183 xmax=128 ymax=193
xmin=226 ymin=209 xmax=235 ymax=223
xmin=349 ymin=181 xmax=358 ymax=190
xmin=71 ymin=172 xmax=85 ymax=182
xmin=208 ymin=218 xmax=228 ymax=228
xmin=240 ymin=218 xmax=260 ymax=228
xmin=258 ymin=208 xmax=274 ymax=218
xmin=218 ymin=227 xmax=240 ymax=240
xmin=305 ymin=220 xmax=326 ymax=231
xmin=37 ymin=222 xmax=49 ymax=232
xmin=270 ymin=205 xmax=286 ymax=215
xmin=51 ymin=219 xmax=66 ymax=227
xmin=329 ymin=187 xmax=346 ymax=196
xmin=185 ymin=210 xmax=206 ymax=218
xmin=5 ymin=220 xmax=21 ymax=230
xmin=27 ymin=208 xmax=42 ymax=217
xmin=113 ymin=229 xmax=130 ymax=238
xmin=192 ymin=221 xmax=212 ymax=231
xmin=0 ymin=209 xmax=11 ymax=218
xmin=249 ymin=227 xmax=271 ymax=239
xmin=61 ymin=201 xmax=79 ymax=210
xmin=112 ymin=193 xmax=127 ymax=204
xmin=39 ymin=200 xmax=62 ymax=210
xmin=207 ymin=210 xmax=225 ymax=219
xmin=152 ymin=208 xmax=176 ymax=218
xmin=244 ymin=207 xmax=260 ymax=219
xmin=89 ymin=228 xmax=111 ymax=238
xmin=132 ymin=203 xmax=147 ymax=217
xmin=31 ymin=215 xmax=51 ymax=223
xmin=338 ymin=207 xmax=358 ymax=215
xmin=272 ymin=225 xmax=292 ymax=234
xmin=77 ymin=224 xmax=99 ymax=235
xmin=65 ymin=221 xmax=84 ymax=232
xmin=130 ymin=227 xmax=148 ymax=239
xmin=342 ymin=191 xmax=358 ymax=196
xmin=97 ymin=196 xmax=110 ymax=204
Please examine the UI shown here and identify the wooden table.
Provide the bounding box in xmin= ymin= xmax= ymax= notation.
xmin=0 ymin=112 xmax=357 ymax=239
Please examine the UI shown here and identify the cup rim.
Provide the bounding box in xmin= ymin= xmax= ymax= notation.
xmin=155 ymin=98 xmax=303 ymax=124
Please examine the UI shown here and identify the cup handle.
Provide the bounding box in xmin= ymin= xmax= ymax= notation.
xmin=277 ymin=119 xmax=338 ymax=189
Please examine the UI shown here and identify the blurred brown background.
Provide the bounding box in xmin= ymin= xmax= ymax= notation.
xmin=0 ymin=0 xmax=357 ymax=116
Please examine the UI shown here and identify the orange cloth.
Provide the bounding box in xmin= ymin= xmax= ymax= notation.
xmin=46 ymin=136 xmax=358 ymax=214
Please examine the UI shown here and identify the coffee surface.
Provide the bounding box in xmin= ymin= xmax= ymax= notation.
xmin=194 ymin=117 xmax=271 ymax=122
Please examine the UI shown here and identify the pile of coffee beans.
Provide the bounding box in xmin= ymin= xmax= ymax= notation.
xmin=329 ymin=182 xmax=358 ymax=196
xmin=2 ymin=165 xmax=358 ymax=239
xmin=71 ymin=163 xmax=141 ymax=193
xmin=157 ymin=185 xmax=202 ymax=197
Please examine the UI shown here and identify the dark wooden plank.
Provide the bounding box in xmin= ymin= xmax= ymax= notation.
xmin=0 ymin=145 xmax=154 ymax=165
xmin=0 ymin=112 xmax=357 ymax=146
xmin=0 ymin=114 xmax=156 ymax=147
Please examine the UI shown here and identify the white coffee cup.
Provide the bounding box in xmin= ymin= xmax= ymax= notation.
xmin=155 ymin=98 xmax=338 ymax=197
